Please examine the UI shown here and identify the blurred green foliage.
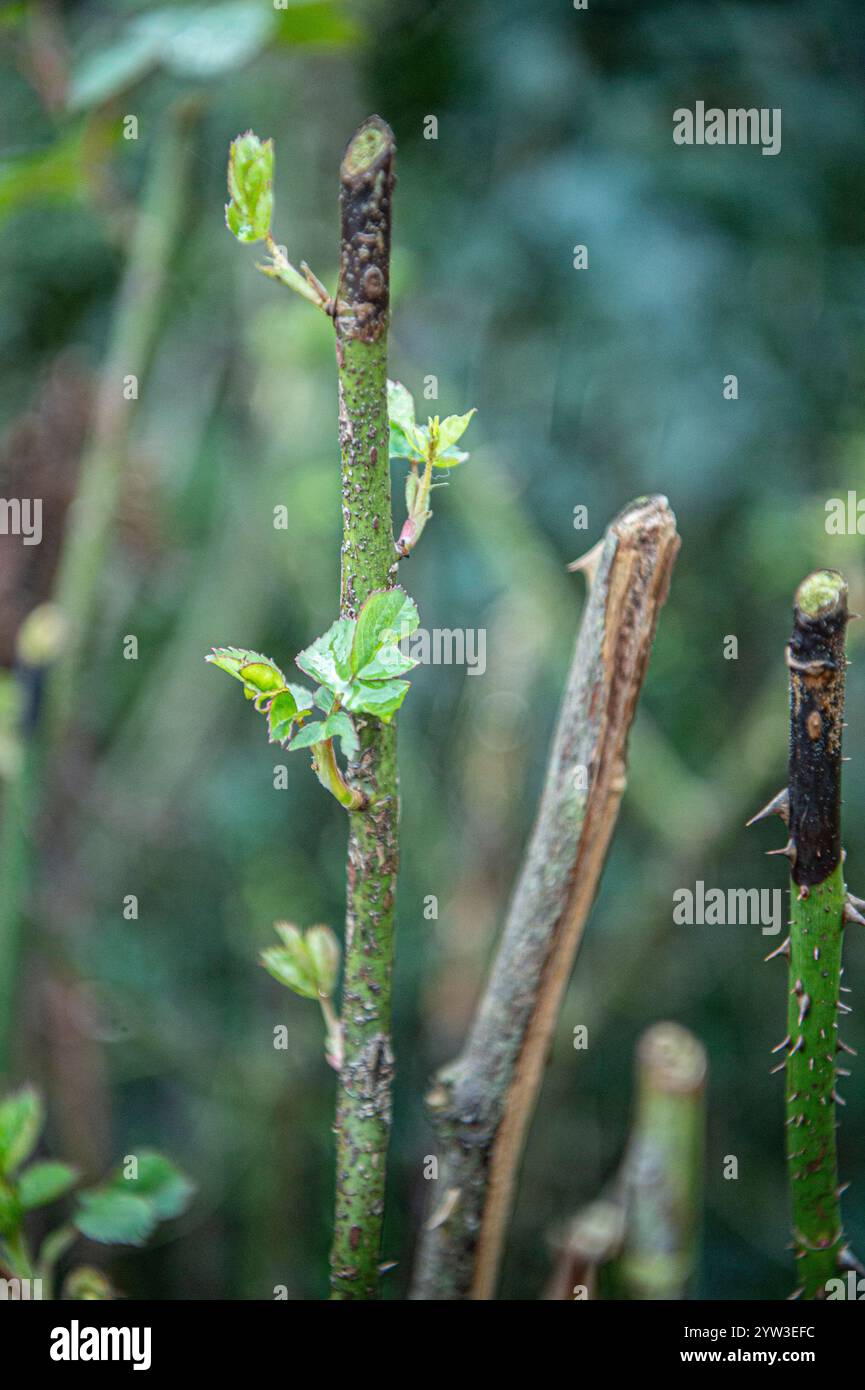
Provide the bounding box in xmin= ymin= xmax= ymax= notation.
xmin=1 ymin=0 xmax=864 ymax=1300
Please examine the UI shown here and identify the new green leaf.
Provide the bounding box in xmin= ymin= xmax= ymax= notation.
xmin=342 ymin=678 xmax=411 ymax=722
xmin=296 ymin=619 xmax=354 ymax=687
xmin=261 ymin=923 xmax=320 ymax=998
xmin=436 ymin=409 xmax=476 ymax=453
xmin=226 ymin=130 xmax=273 ymax=243
xmin=351 ymin=588 xmax=419 ymax=678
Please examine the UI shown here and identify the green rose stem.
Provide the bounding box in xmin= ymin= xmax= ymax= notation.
xmin=545 ymin=1022 xmax=706 ymax=1301
xmin=329 ymin=116 xmax=399 ymax=1300
xmin=753 ymin=569 xmax=860 ymax=1297
xmin=616 ymin=1022 xmax=706 ymax=1300
xmin=0 ymin=103 xmax=195 ymax=1078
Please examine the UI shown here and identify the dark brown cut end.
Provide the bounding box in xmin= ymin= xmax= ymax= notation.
xmin=338 ymin=115 xmax=395 ymax=343
xmin=788 ymin=570 xmax=848 ymax=886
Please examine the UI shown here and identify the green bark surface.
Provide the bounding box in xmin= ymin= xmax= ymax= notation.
xmin=786 ymin=863 xmax=845 ymax=1296
xmin=329 ymin=117 xmax=399 ymax=1300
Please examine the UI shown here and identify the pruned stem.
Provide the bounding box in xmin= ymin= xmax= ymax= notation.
xmin=784 ymin=570 xmax=852 ymax=1297
xmin=328 ymin=116 xmax=399 ymax=1301
xmin=411 ymin=496 xmax=679 ymax=1299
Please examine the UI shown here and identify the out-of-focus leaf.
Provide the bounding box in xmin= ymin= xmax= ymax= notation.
xmin=74 ymin=1190 xmax=157 ymax=1247
xmin=74 ymin=1152 xmax=193 ymax=1246
xmin=274 ymin=1 xmax=363 ymax=48
xmin=69 ymin=4 xmax=279 ymax=110
xmin=63 ymin=1266 xmax=114 ymax=1300
xmin=112 ymin=1151 xmax=194 ymax=1221
xmin=18 ymin=1161 xmax=79 ymax=1211
xmin=68 ymin=22 xmax=165 ymax=111
xmin=0 ymin=131 xmax=85 ymax=222
xmin=261 ymin=923 xmax=320 ymax=997
xmin=0 ymin=1086 xmax=43 ymax=1176
xmin=162 ymin=3 xmax=275 ymax=78
xmin=305 ymin=925 xmax=340 ymax=996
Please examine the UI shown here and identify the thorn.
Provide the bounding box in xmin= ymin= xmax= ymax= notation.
xmin=838 ymin=1247 xmax=865 ymax=1274
xmin=567 ymin=538 xmax=604 ymax=587
xmin=797 ymin=993 xmax=811 ymax=1026
xmin=747 ymin=787 xmax=789 ymax=828
xmin=837 ymin=1067 xmax=852 ymax=1078
xmin=767 ymin=839 xmax=797 ymax=863
xmin=770 ymin=1061 xmax=786 ymax=1075
xmin=813 ymin=946 xmax=820 ymax=961
xmin=844 ymin=898 xmax=865 ymax=926
xmin=838 ymin=1039 xmax=858 ymax=1056
xmin=797 ymin=884 xmax=810 ymax=901
xmin=837 ymin=1182 xmax=851 ymax=1198
xmin=848 ymin=893 xmax=865 ymax=911
xmin=789 ymin=1035 xmax=805 ymax=1056
xmin=765 ymin=937 xmax=790 ymax=962
xmin=425 ymin=1185 xmax=461 ymax=1232
xmin=832 ymin=1090 xmax=847 ymax=1106
xmin=771 ymin=1035 xmax=791 ymax=1054
xmin=838 ymin=1001 xmax=853 ymax=1015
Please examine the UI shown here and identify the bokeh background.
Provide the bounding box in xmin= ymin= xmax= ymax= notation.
xmin=1 ymin=0 xmax=864 ymax=1300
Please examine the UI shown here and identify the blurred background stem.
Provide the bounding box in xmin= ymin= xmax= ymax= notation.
xmin=0 ymin=103 xmax=195 ymax=1079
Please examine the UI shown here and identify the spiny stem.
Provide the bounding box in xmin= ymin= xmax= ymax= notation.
xmin=329 ymin=116 xmax=398 ymax=1301
xmin=784 ymin=570 xmax=852 ymax=1297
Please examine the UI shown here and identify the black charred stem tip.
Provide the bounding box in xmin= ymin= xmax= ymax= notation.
xmin=786 ymin=570 xmax=849 ymax=888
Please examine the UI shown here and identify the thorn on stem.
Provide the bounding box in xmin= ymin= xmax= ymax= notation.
xmin=747 ymin=787 xmax=790 ymax=828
